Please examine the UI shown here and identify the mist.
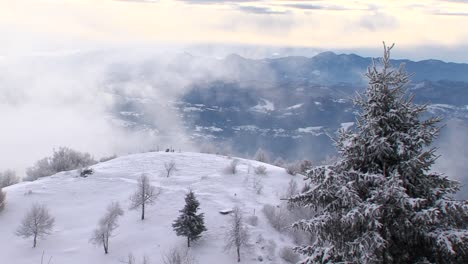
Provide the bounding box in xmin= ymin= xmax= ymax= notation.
xmin=434 ymin=119 xmax=468 ymax=199
xmin=0 ymin=49 xmax=202 ymax=176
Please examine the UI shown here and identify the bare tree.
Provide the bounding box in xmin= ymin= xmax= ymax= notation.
xmin=225 ymin=207 xmax=250 ymax=262
xmin=164 ymin=160 xmax=177 ymax=177
xmin=16 ymin=203 xmax=55 ymax=248
xmin=129 ymin=174 xmax=161 ymax=220
xmin=253 ymin=175 xmax=263 ymax=195
xmin=0 ymin=186 xmax=5 ymax=212
xmin=90 ymin=201 xmax=124 ymax=254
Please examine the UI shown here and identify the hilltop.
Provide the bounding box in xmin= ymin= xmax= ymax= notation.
xmin=0 ymin=152 xmax=303 ymax=264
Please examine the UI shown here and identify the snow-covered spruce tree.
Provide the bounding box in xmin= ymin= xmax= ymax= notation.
xmin=172 ymin=190 xmax=207 ymax=248
xmin=90 ymin=201 xmax=124 ymax=254
xmin=289 ymin=43 xmax=468 ymax=264
xmin=129 ymin=174 xmax=161 ymax=220
xmin=225 ymin=207 xmax=250 ymax=262
xmin=16 ymin=203 xmax=55 ymax=248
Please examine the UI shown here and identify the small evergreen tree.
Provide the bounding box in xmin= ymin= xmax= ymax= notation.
xmin=289 ymin=43 xmax=468 ymax=263
xmin=172 ymin=190 xmax=207 ymax=247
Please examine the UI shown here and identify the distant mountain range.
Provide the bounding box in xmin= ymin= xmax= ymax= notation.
xmin=110 ymin=51 xmax=468 ymax=164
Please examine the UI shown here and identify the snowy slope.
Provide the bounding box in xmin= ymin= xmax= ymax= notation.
xmin=0 ymin=152 xmax=301 ymax=264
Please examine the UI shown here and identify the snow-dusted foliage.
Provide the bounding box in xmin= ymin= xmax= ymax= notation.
xmin=273 ymin=157 xmax=286 ymax=167
xmin=262 ymin=204 xmax=291 ymax=233
xmin=90 ymin=201 xmax=124 ymax=254
xmin=0 ymin=169 xmax=20 ymax=187
xmin=279 ymin=246 xmax=300 ymax=264
xmin=162 ymin=246 xmax=197 ymax=264
xmin=254 ymin=148 xmax=269 ymax=163
xmin=224 ymin=207 xmax=250 ymax=262
xmin=225 ymin=159 xmax=240 ymax=174
xmin=129 ymin=174 xmax=161 ymax=220
xmin=289 ymin=44 xmax=468 ymax=264
xmin=0 ymin=186 xmax=5 ymax=212
xmin=254 ymin=165 xmax=267 ymax=175
xmin=121 ymin=253 xmax=150 ymax=264
xmin=172 ymin=191 xmax=207 ymax=248
xmin=16 ymin=203 xmax=55 ymax=248
xmin=26 ymin=147 xmax=96 ymax=181
xmin=285 ymin=163 xmax=299 ymax=176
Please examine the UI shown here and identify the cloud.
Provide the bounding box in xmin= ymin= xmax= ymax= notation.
xmin=237 ymin=6 xmax=290 ymax=15
xmin=282 ymin=3 xmax=352 ymax=11
xmin=176 ymin=0 xmax=255 ymax=4
xmin=440 ymin=0 xmax=468 ymax=3
xmin=114 ymin=0 xmax=159 ymax=3
xmin=219 ymin=12 xmax=297 ymax=36
xmin=0 ymin=51 xmax=201 ymax=176
xmin=432 ymin=11 xmax=468 ymax=16
xmin=358 ymin=11 xmax=399 ymax=31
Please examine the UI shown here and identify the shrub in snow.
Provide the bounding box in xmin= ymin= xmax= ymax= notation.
xmin=273 ymin=157 xmax=286 ymax=168
xmin=26 ymin=147 xmax=96 ymax=181
xmin=297 ymin=160 xmax=313 ymax=174
xmin=129 ymin=174 xmax=161 ymax=220
xmin=224 ymin=207 xmax=250 ymax=262
xmin=279 ymin=247 xmax=300 ymax=264
xmin=0 ymin=169 xmax=20 ymax=188
xmin=172 ymin=190 xmax=207 ymax=247
xmin=289 ymin=44 xmax=468 ymax=263
xmin=90 ymin=201 xmax=124 ymax=254
xmin=254 ymin=148 xmax=269 ymax=163
xmin=0 ymin=187 xmax=5 ymax=212
xmin=285 ymin=179 xmax=299 ymax=199
xmin=225 ymin=159 xmax=240 ymax=174
xmin=285 ymin=163 xmax=299 ymax=176
xmin=262 ymin=204 xmax=290 ymax=233
xmin=162 ymin=246 xmax=196 ymax=264
xmin=16 ymin=203 xmax=55 ymax=248
xmin=164 ymin=160 xmax=177 ymax=177
xmin=254 ymin=165 xmax=267 ymax=175
xmin=121 ymin=253 xmax=150 ymax=264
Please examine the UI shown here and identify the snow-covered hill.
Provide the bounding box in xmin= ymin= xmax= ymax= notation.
xmin=0 ymin=152 xmax=302 ymax=264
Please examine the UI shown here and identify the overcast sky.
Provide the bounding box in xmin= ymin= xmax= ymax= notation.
xmin=2 ymin=0 xmax=468 ymax=61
